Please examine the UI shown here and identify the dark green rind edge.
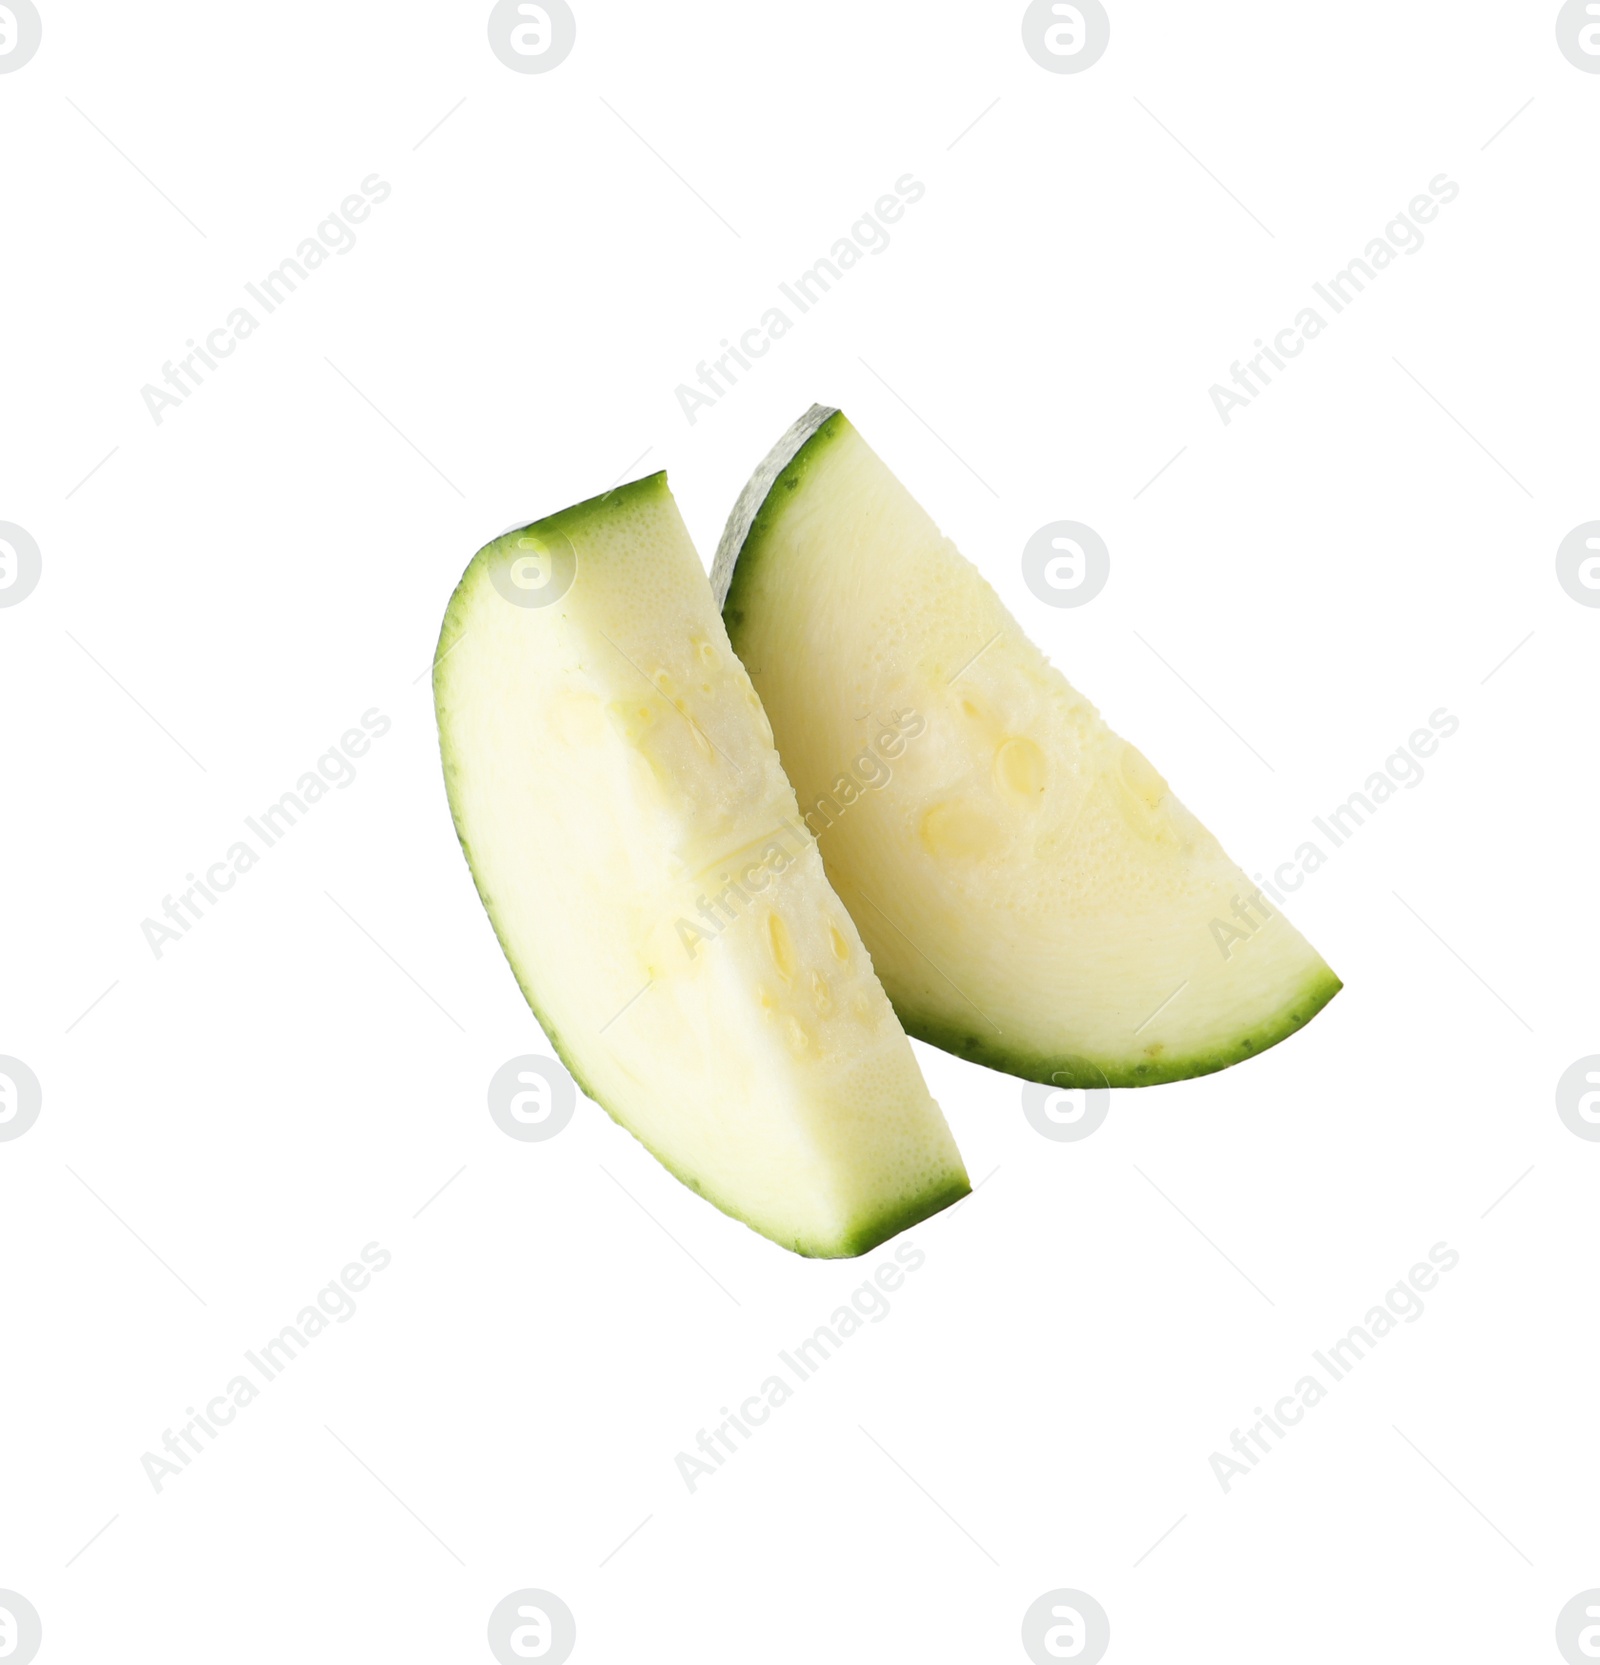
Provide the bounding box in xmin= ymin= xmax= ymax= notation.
xmin=827 ymin=1171 xmax=972 ymax=1259
xmin=643 ymin=1153 xmax=971 ymax=1261
xmin=494 ymin=468 xmax=671 ymax=552
xmin=905 ymin=968 xmax=1344 ymax=1089
xmin=712 ymin=404 xmax=849 ymax=636
xmin=432 ymin=468 xmax=968 ymax=1259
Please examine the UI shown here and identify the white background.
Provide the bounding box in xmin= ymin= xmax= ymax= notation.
xmin=2 ymin=3 xmax=1597 ymax=1660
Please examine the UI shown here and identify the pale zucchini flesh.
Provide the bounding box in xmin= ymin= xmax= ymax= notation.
xmin=714 ymin=411 xmax=1340 ymax=1088
xmin=435 ymin=472 xmax=968 ymax=1256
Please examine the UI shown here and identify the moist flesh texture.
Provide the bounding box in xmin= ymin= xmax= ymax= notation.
xmin=714 ymin=411 xmax=1340 ymax=1088
xmin=435 ymin=471 xmax=969 ymax=1255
